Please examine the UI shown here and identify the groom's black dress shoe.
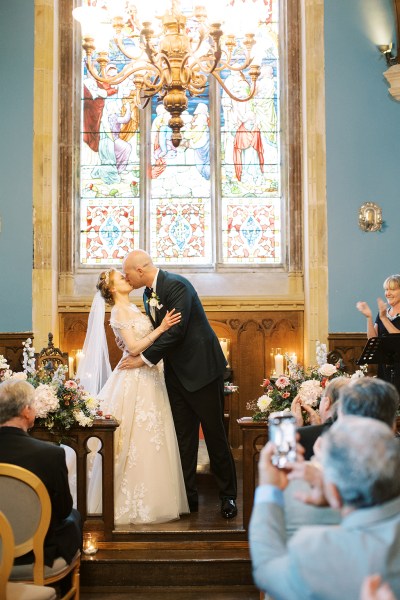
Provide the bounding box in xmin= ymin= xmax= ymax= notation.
xmin=221 ymin=498 xmax=237 ymax=519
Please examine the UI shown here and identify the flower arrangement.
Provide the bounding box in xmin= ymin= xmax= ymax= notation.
xmin=0 ymin=339 xmax=98 ymax=431
xmin=248 ymin=341 xmax=364 ymax=422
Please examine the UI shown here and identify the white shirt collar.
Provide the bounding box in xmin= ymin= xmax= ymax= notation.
xmin=151 ymin=269 xmax=160 ymax=291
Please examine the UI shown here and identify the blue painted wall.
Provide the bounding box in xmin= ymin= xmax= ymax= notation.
xmin=0 ymin=1 xmax=34 ymax=331
xmin=325 ymin=0 xmax=400 ymax=332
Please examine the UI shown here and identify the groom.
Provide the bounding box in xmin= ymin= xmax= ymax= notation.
xmin=119 ymin=250 xmax=237 ymax=518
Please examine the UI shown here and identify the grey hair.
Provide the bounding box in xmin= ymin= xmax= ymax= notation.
xmin=383 ymin=274 xmax=400 ymax=290
xmin=339 ymin=377 xmax=399 ymax=427
xmin=0 ymin=380 xmax=35 ymax=425
xmin=321 ymin=416 xmax=400 ymax=508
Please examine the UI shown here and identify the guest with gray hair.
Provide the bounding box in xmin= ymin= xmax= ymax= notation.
xmin=249 ymin=416 xmax=400 ymax=600
xmin=338 ymin=376 xmax=399 ymax=429
xmin=0 ymin=379 xmax=82 ymax=571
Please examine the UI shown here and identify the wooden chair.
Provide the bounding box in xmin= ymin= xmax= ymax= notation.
xmin=0 ymin=510 xmax=56 ymax=600
xmin=36 ymin=332 xmax=69 ymax=375
xmin=0 ymin=463 xmax=80 ymax=600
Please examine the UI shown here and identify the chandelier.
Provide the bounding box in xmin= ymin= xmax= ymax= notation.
xmin=73 ymin=0 xmax=266 ymax=147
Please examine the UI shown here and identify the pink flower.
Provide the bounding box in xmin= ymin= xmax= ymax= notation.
xmin=275 ymin=376 xmax=290 ymax=389
xmin=64 ymin=380 xmax=78 ymax=390
xmin=282 ymin=392 xmax=290 ymax=399
xmin=261 ymin=378 xmax=270 ymax=388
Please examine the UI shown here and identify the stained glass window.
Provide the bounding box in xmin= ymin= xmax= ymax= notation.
xmin=78 ymin=0 xmax=281 ymax=267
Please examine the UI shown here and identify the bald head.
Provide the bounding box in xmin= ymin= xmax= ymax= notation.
xmin=122 ymin=250 xmax=157 ymax=289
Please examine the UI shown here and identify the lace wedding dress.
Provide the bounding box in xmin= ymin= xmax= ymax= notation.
xmin=87 ymin=304 xmax=189 ymax=524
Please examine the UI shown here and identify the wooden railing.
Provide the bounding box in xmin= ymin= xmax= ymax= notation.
xmin=30 ymin=417 xmax=119 ymax=540
xmin=237 ymin=418 xmax=268 ymax=529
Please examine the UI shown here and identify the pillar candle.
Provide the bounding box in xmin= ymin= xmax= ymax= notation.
xmin=75 ymin=350 xmax=84 ymax=372
xmin=290 ymin=353 xmax=297 ymax=365
xmin=68 ymin=356 xmax=75 ymax=378
xmin=274 ymin=353 xmax=284 ymax=375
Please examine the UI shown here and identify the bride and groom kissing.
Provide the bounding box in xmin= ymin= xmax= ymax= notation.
xmin=78 ymin=249 xmax=237 ymax=524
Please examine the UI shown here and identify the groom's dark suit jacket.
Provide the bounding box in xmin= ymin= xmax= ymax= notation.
xmin=0 ymin=426 xmax=82 ymax=566
xmin=142 ymin=270 xmax=226 ymax=392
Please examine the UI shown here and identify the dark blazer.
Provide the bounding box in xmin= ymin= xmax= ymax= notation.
xmin=298 ymin=418 xmax=333 ymax=460
xmin=0 ymin=426 xmax=81 ymax=566
xmin=142 ymin=270 xmax=226 ymax=392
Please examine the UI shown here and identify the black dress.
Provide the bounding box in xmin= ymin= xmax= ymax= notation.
xmin=375 ymin=312 xmax=400 ymax=393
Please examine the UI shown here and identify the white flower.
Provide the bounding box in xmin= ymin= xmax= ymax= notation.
xmin=74 ymin=410 xmax=93 ymax=427
xmin=0 ymin=355 xmax=9 ymax=369
xmin=316 ymin=341 xmax=327 ymax=367
xmin=9 ymin=372 xmax=28 ymax=381
xmin=318 ymin=363 xmax=337 ymax=377
xmin=257 ymin=395 xmax=272 ymax=412
xmin=86 ymin=396 xmax=99 ymax=411
xmin=298 ymin=379 xmax=323 ymax=406
xmin=149 ymin=297 xmax=158 ymax=307
xmin=351 ymin=369 xmax=365 ymax=379
xmin=1 ymin=369 xmax=12 ymax=380
xmin=33 ymin=384 xmax=59 ymax=418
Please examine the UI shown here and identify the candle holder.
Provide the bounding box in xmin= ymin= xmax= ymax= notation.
xmin=270 ymin=347 xmax=276 ymax=376
xmin=83 ymin=532 xmax=98 ymax=555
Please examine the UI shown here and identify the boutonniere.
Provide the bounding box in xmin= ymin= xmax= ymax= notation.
xmin=147 ymin=292 xmax=163 ymax=310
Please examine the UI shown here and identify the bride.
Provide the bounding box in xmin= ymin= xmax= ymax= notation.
xmin=78 ymin=268 xmax=189 ymax=524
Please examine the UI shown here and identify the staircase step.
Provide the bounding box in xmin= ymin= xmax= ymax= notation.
xmin=80 ymin=541 xmax=253 ymax=588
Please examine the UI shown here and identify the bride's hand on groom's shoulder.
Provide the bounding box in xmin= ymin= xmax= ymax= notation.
xmin=118 ymin=355 xmax=145 ymax=370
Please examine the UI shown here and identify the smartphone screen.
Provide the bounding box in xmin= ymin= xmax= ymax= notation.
xmin=268 ymin=411 xmax=297 ymax=468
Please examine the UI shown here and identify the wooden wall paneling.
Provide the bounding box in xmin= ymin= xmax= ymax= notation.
xmin=327 ymin=332 xmax=375 ymax=375
xmin=0 ymin=333 xmax=33 ymax=372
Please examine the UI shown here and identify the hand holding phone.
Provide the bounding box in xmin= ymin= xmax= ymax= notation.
xmin=268 ymin=411 xmax=297 ymax=469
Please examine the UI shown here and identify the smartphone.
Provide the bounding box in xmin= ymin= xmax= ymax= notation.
xmin=268 ymin=411 xmax=297 ymax=469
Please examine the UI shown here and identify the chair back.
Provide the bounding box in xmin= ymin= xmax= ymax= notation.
xmin=0 ymin=510 xmax=15 ymax=596
xmin=36 ymin=332 xmax=68 ymax=374
xmin=0 ymin=464 xmax=52 ymax=585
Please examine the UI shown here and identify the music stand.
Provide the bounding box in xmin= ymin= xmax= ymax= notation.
xmin=357 ymin=334 xmax=400 ymax=392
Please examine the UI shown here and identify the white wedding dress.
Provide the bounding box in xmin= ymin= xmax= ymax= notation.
xmin=87 ymin=303 xmax=189 ymax=524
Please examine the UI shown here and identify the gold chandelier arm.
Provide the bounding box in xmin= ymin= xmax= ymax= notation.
xmin=85 ymin=51 xmax=160 ymax=86
xmin=211 ymin=71 xmax=258 ymax=102
xmin=114 ymin=34 xmax=145 ymax=62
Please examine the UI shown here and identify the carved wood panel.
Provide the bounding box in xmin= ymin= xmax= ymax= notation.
xmin=0 ymin=333 xmax=33 ymax=372
xmin=328 ymin=332 xmax=376 ymax=375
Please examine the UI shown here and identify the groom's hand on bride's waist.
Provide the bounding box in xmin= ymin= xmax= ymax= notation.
xmin=118 ymin=355 xmax=145 ymax=369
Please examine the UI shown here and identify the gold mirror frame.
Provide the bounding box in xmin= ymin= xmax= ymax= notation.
xmin=358 ymin=202 xmax=383 ymax=232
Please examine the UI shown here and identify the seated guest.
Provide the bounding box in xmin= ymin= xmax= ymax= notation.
xmin=249 ymin=416 xmax=400 ymax=600
xmin=287 ymin=377 xmax=400 ymax=509
xmin=293 ymin=376 xmax=349 ymax=460
xmin=339 ymin=376 xmax=399 ymax=430
xmin=0 ymin=379 xmax=82 ymax=568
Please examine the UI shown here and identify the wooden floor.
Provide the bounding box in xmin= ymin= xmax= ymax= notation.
xmin=80 ymin=448 xmax=259 ymax=598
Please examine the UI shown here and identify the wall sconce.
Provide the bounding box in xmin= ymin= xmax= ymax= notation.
xmin=358 ymin=202 xmax=383 ymax=232
xmin=377 ymin=43 xmax=398 ymax=67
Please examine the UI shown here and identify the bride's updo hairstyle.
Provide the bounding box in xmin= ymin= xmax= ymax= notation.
xmin=97 ymin=269 xmax=116 ymax=306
